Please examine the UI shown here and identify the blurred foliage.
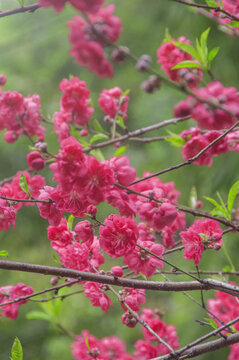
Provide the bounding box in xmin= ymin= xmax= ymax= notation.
xmin=0 ymin=0 xmax=238 ymax=359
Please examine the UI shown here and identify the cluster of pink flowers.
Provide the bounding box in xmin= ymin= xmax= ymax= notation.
xmin=180 ymin=219 xmax=223 ymax=265
xmin=174 ymin=81 xmax=239 ymax=130
xmin=72 ymin=330 xmax=133 ymax=360
xmin=208 ymin=284 xmax=239 ymax=359
xmin=131 ymin=173 xmax=186 ymax=247
xmin=210 ymin=0 xmax=239 ymax=30
xmin=48 ymin=218 xmax=104 ymax=272
xmin=0 ymin=283 xmax=33 ymax=320
xmin=157 ymin=36 xmax=202 ymax=89
xmin=0 ymin=76 xmax=45 ymax=143
xmin=53 ymin=77 xmax=94 ymax=141
xmin=208 ymin=285 xmax=239 ymax=332
xmin=134 ymin=308 xmax=179 ymax=357
xmin=38 ymin=0 xmax=105 ymax=14
xmin=99 ymin=214 xmax=138 ymax=258
xmin=72 ymin=310 xmax=179 ymax=360
xmin=179 ymin=127 xmax=228 ymax=166
xmin=83 ymin=282 xmax=112 ymax=314
xmin=0 ymin=171 xmax=45 ymax=231
xmin=99 ymin=87 xmax=129 ymax=120
xmin=68 ymin=5 xmax=122 ymax=77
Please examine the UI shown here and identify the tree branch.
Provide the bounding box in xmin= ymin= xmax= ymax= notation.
xmin=0 ymin=4 xmax=39 ymax=19
xmin=1 ymin=260 xmax=239 ymax=296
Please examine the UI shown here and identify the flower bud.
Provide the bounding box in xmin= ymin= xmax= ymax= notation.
xmin=111 ymin=266 xmax=123 ymax=277
xmin=35 ymin=142 xmax=48 ymax=153
xmin=0 ymin=74 xmax=7 ymax=86
xmin=136 ymin=54 xmax=152 ymax=72
xmin=111 ymin=46 xmax=130 ymax=63
xmin=80 ymin=129 xmax=89 ymax=137
xmin=27 ymin=151 xmax=45 ymax=171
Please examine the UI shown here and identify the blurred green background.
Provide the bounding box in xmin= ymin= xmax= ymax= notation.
xmin=0 ymin=0 xmax=238 ymax=359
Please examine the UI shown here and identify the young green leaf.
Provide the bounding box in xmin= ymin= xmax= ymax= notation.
xmin=189 ymin=186 xmax=197 ymax=209
xmin=0 ymin=250 xmax=8 ymax=257
xmin=70 ymin=126 xmax=89 ymax=148
xmin=163 ymin=28 xmax=172 ymax=42
xmin=205 ymin=0 xmax=218 ymax=6
xmin=52 ymin=253 xmax=61 ymax=265
xmin=208 ymin=47 xmax=219 ymax=65
xmin=93 ymin=119 xmax=107 ymax=134
xmin=26 ymin=311 xmax=52 ymax=322
xmin=199 ymin=27 xmax=210 ymax=66
xmin=89 ymin=133 xmax=108 ymax=144
xmin=228 ymin=21 xmax=239 ymax=27
xmin=11 ymin=337 xmax=23 ymax=360
xmin=114 ymin=145 xmax=127 ymax=156
xmin=67 ymin=214 xmax=74 ymax=231
xmin=85 ymin=337 xmax=91 ymax=351
xmin=90 ymin=149 xmax=105 ymax=161
xmin=19 ymin=174 xmax=30 ymax=197
xmin=17 ymin=0 xmax=25 ymax=7
xmin=165 ymin=131 xmax=186 ymax=147
xmin=172 ymin=42 xmax=201 ymax=62
xmin=227 ymin=180 xmax=239 ymax=215
xmin=204 ymin=318 xmax=218 ymax=329
xmin=171 ymin=61 xmax=201 ymax=70
xmin=117 ymin=115 xmax=125 ymax=129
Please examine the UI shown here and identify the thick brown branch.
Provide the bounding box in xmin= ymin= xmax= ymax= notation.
xmin=0 ymin=4 xmax=39 ymax=18
xmin=153 ymin=332 xmax=239 ymax=360
xmin=1 ymin=260 xmax=239 ymax=296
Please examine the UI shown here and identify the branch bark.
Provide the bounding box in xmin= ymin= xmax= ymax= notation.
xmin=1 ymin=260 xmax=239 ymax=296
xmin=0 ymin=4 xmax=39 ymax=19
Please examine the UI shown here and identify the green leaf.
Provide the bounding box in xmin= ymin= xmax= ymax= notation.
xmin=173 ymin=42 xmax=201 ymax=62
xmin=114 ymin=145 xmax=127 ymax=157
xmin=93 ymin=119 xmax=107 ymax=135
xmin=116 ymin=115 xmax=125 ymax=129
xmin=28 ymin=145 xmax=38 ymax=152
xmin=70 ymin=126 xmax=89 ymax=148
xmin=199 ymin=233 xmax=207 ymax=241
xmin=227 ymin=181 xmax=239 ymax=215
xmin=200 ymin=27 xmax=210 ymax=66
xmin=89 ymin=133 xmax=108 ymax=144
xmin=163 ymin=28 xmax=172 ymax=42
xmin=11 ymin=337 xmax=23 ymax=360
xmin=208 ymin=47 xmax=219 ymax=65
xmin=204 ymin=318 xmax=218 ymax=329
xmin=85 ymin=337 xmax=91 ymax=351
xmin=222 ymin=265 xmax=232 ymax=272
xmin=205 ymin=0 xmax=218 ymax=6
xmin=189 ymin=186 xmax=197 ymax=209
xmin=204 ymin=196 xmax=229 ymax=219
xmin=19 ymin=174 xmax=30 ymax=197
xmin=123 ymin=89 xmax=131 ymax=96
xmin=139 ymin=272 xmax=147 ymax=280
xmin=90 ymin=149 xmax=105 ymax=161
xmin=165 ymin=131 xmax=186 ymax=147
xmin=218 ymin=0 xmax=224 ymax=8
xmin=26 ymin=311 xmax=52 ymax=322
xmin=17 ymin=0 xmax=25 ymax=7
xmin=171 ymin=61 xmax=201 ymax=70
xmin=52 ymin=253 xmax=61 ymax=265
xmin=204 ymin=196 xmax=220 ymax=208
xmin=228 ymin=21 xmax=239 ymax=27
xmin=67 ymin=214 xmax=74 ymax=231
xmin=0 ymin=250 xmax=8 ymax=257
